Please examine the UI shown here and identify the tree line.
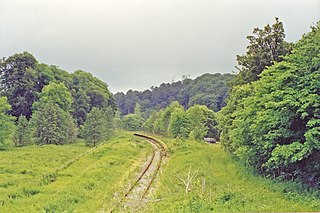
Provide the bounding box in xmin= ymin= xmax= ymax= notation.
xmin=120 ymin=101 xmax=219 ymax=142
xmin=0 ymin=53 xmax=116 ymax=147
xmin=115 ymin=73 xmax=234 ymax=118
xmin=218 ymin=18 xmax=320 ymax=188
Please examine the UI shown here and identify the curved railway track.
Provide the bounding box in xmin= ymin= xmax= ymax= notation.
xmin=109 ymin=133 xmax=167 ymax=212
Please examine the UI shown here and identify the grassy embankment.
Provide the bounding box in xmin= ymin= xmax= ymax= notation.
xmin=143 ymin=135 xmax=320 ymax=212
xmin=0 ymin=131 xmax=152 ymax=212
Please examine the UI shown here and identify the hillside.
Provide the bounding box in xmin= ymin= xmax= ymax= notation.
xmin=114 ymin=73 xmax=234 ymax=117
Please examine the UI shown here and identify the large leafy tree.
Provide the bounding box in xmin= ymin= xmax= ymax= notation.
xmin=158 ymin=101 xmax=184 ymax=135
xmin=168 ymin=107 xmax=189 ymax=139
xmin=186 ymin=105 xmax=218 ymax=141
xmin=121 ymin=114 xmax=144 ymax=131
xmin=34 ymin=82 xmax=72 ymax=112
xmin=71 ymin=70 xmax=116 ymax=126
xmin=0 ymin=52 xmax=39 ymax=119
xmin=231 ymin=18 xmax=291 ymax=86
xmin=219 ymin=23 xmax=320 ymax=186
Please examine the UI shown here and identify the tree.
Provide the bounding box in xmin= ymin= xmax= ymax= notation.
xmin=114 ymin=73 xmax=234 ymax=117
xmin=0 ymin=97 xmax=15 ymax=145
xmin=35 ymin=82 xmax=72 ymax=112
xmin=157 ymin=101 xmax=184 ymax=135
xmin=13 ymin=115 xmax=32 ymax=146
xmin=134 ymin=102 xmax=142 ymax=117
xmin=70 ymin=70 xmax=116 ymax=125
xmin=168 ymin=107 xmax=189 ymax=139
xmin=71 ymin=89 xmax=90 ymax=126
xmin=219 ymin=22 xmax=320 ymax=186
xmin=144 ymin=109 xmax=164 ymax=134
xmin=31 ymin=83 xmax=77 ymax=145
xmin=186 ymin=105 xmax=208 ymax=141
xmin=113 ymin=110 xmax=122 ymax=130
xmin=0 ymin=52 xmax=39 ymax=119
xmin=82 ymin=107 xmax=114 ymax=146
xmin=31 ymin=101 xmax=77 ymax=145
xmin=121 ymin=114 xmax=144 ymax=131
xmin=231 ymin=18 xmax=291 ymax=86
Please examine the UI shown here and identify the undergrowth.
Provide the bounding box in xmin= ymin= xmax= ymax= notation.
xmin=143 ymin=136 xmax=320 ymax=212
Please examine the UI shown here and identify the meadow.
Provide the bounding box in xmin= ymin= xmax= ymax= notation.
xmin=1 ymin=131 xmax=319 ymax=212
xmin=143 ymin=135 xmax=320 ymax=212
xmin=0 ymin=131 xmax=152 ymax=212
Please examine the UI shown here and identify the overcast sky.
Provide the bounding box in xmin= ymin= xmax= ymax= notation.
xmin=1 ymin=0 xmax=319 ymax=93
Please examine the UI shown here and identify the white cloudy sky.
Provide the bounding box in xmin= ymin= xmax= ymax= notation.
xmin=1 ymin=0 xmax=319 ymax=93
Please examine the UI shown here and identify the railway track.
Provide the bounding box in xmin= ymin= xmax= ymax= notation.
xmin=108 ymin=133 xmax=167 ymax=212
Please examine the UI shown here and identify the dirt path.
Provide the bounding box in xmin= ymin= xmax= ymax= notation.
xmin=109 ymin=134 xmax=166 ymax=212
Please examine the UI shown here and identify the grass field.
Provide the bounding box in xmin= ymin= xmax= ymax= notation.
xmin=1 ymin=131 xmax=319 ymax=212
xmin=143 ymin=135 xmax=320 ymax=212
xmin=0 ymin=131 xmax=152 ymax=212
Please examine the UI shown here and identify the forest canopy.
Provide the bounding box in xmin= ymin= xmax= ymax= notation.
xmin=115 ymin=73 xmax=234 ymax=118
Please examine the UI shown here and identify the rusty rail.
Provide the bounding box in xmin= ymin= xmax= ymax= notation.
xmin=109 ymin=133 xmax=167 ymax=212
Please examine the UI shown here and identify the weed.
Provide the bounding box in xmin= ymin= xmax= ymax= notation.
xmin=23 ymin=188 xmax=40 ymax=197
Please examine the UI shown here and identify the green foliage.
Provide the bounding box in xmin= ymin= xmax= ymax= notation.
xmin=186 ymin=105 xmax=210 ymax=141
xmin=121 ymin=114 xmax=144 ymax=131
xmin=168 ymin=107 xmax=189 ymax=139
xmin=31 ymin=82 xmax=77 ymax=145
xmin=181 ymin=73 xmax=234 ymax=111
xmin=134 ymin=102 xmax=142 ymax=116
xmin=0 ymin=52 xmax=38 ymax=119
xmin=0 ymin=96 xmax=15 ymax=145
xmin=115 ymin=73 xmax=234 ymax=117
xmin=158 ymin=101 xmax=184 ymax=135
xmin=231 ymin=17 xmax=291 ymax=86
xmin=143 ymin=110 xmax=164 ymax=134
xmin=82 ymin=107 xmax=114 ymax=146
xmin=144 ymin=102 xmax=219 ymax=141
xmin=219 ymin=22 xmax=320 ymax=186
xmin=0 ymin=52 xmax=115 ymax=130
xmin=35 ymin=82 xmax=73 ymax=112
xmin=13 ymin=116 xmax=32 ymax=146
xmin=31 ymin=101 xmax=77 ymax=145
xmin=71 ymin=70 xmax=116 ymax=126
xmin=113 ymin=111 xmax=122 ymax=130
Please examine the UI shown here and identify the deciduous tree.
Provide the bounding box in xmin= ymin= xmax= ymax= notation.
xmin=231 ymin=18 xmax=291 ymax=86
xmin=13 ymin=115 xmax=32 ymax=146
xmin=0 ymin=97 xmax=15 ymax=145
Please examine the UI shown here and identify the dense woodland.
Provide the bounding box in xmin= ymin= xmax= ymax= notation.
xmin=115 ymin=73 xmax=234 ymax=117
xmin=0 ymin=53 xmax=116 ymax=146
xmin=219 ymin=19 xmax=320 ymax=187
xmin=0 ymin=18 xmax=319 ymax=189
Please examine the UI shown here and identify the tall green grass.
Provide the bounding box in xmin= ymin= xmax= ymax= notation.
xmin=0 ymin=131 xmax=152 ymax=212
xmin=144 ymin=136 xmax=320 ymax=212
xmin=2 ymin=132 xmax=319 ymax=212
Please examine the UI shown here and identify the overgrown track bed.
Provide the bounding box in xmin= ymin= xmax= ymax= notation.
xmin=109 ymin=133 xmax=167 ymax=212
